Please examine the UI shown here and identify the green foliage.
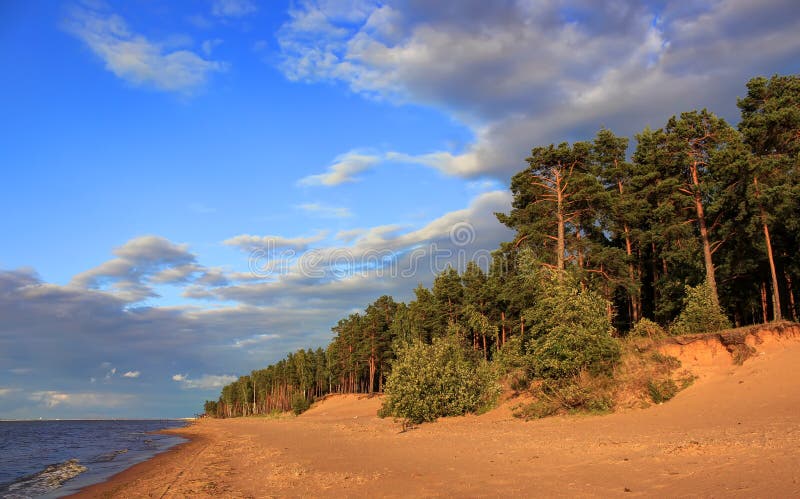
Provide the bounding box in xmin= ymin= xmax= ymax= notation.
xmin=513 ymin=400 xmax=558 ymax=420
xmin=203 ymin=400 xmax=219 ymax=417
xmin=207 ymin=73 xmax=800 ymax=420
xmin=492 ymin=335 xmax=528 ymax=373
xmin=291 ymin=393 xmax=311 ymax=415
xmin=671 ymin=280 xmax=732 ymax=335
xmin=647 ymin=378 xmax=678 ymax=403
xmin=515 ymin=373 xmax=614 ymax=419
xmin=524 ymin=271 xmax=621 ymax=379
xmin=630 ymin=318 xmax=667 ymax=339
xmin=542 ymin=377 xmax=615 ymax=413
xmin=380 ymin=336 xmax=500 ymax=424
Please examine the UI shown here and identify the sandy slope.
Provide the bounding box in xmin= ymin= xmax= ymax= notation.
xmin=71 ymin=329 xmax=800 ymax=498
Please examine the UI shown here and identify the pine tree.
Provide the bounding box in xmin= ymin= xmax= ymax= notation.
xmin=738 ymin=74 xmax=800 ymax=321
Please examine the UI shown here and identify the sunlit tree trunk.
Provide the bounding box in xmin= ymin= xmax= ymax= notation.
xmin=689 ymin=160 xmax=719 ymax=306
xmin=754 ymin=176 xmax=782 ymax=321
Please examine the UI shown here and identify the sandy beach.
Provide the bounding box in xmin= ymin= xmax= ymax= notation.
xmin=70 ymin=332 xmax=800 ymax=498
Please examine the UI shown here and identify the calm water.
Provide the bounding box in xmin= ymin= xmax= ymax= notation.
xmin=0 ymin=420 xmax=188 ymax=498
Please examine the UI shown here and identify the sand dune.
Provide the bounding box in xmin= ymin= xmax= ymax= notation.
xmin=71 ymin=326 xmax=800 ymax=498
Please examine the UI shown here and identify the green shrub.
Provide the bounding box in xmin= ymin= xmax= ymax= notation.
xmin=291 ymin=393 xmax=311 ymax=415
xmin=493 ymin=335 xmax=529 ymax=373
xmin=630 ymin=318 xmax=667 ymax=339
xmin=514 ymin=373 xmax=614 ymax=420
xmin=671 ymin=280 xmax=731 ymax=335
xmin=647 ymin=378 xmax=678 ymax=403
xmin=540 ymin=375 xmax=615 ymax=413
xmin=380 ymin=336 xmax=500 ymax=424
xmin=523 ymin=272 xmax=621 ymax=379
xmin=513 ymin=400 xmax=558 ymax=419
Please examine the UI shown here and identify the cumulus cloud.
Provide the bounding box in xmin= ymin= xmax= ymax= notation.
xmin=172 ymin=374 xmax=187 ymax=382
xmin=0 ymin=268 xmax=341 ymax=417
xmin=386 ymin=150 xmax=484 ymax=177
xmin=64 ymin=4 xmax=226 ymax=93
xmin=277 ymin=0 xmax=800 ymax=178
xmin=198 ymin=190 xmax=514 ymax=307
xmin=0 ymin=388 xmax=19 ymax=397
xmin=122 ymin=370 xmax=140 ymax=378
xmin=297 ymin=202 xmax=353 ymax=218
xmin=298 ymin=151 xmax=381 ymax=186
xmin=174 ymin=374 xmax=238 ymax=390
xmin=70 ymin=235 xmax=200 ymax=303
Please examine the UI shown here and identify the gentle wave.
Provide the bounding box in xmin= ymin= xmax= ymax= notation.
xmin=1 ymin=459 xmax=87 ymax=498
xmin=0 ymin=420 xmax=188 ymax=498
xmin=89 ymin=448 xmax=128 ymax=463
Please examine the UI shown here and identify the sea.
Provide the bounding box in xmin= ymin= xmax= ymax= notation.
xmin=0 ymin=420 xmax=189 ymax=498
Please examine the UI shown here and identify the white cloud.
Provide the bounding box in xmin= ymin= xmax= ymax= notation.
xmin=211 ymin=0 xmax=257 ymax=18
xmin=65 ymin=5 xmax=226 ymax=93
xmin=122 ymin=371 xmax=140 ymax=378
xmin=298 ymin=151 xmax=381 ymax=186
xmin=224 ymin=230 xmax=329 ymax=252
xmin=297 ymin=203 xmax=353 ymax=218
xmin=232 ymin=333 xmax=280 ymax=348
xmin=174 ymin=374 xmax=238 ymax=390
xmin=29 ymin=391 xmax=134 ymax=409
xmin=0 ymin=388 xmax=19 ymax=397
xmin=386 ymin=150 xmax=484 ymax=177
xmin=198 ymin=191 xmax=514 ymax=307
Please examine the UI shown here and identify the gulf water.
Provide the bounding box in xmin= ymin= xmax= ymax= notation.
xmin=0 ymin=420 xmax=188 ymax=498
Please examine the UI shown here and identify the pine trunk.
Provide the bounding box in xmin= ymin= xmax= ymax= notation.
xmin=501 ymin=311 xmax=506 ymax=346
xmin=785 ymin=270 xmax=797 ymax=322
xmin=556 ymin=170 xmax=565 ymax=272
xmin=618 ymin=178 xmax=640 ymax=322
xmin=690 ymin=162 xmax=719 ymax=306
xmin=754 ymin=176 xmax=782 ymax=321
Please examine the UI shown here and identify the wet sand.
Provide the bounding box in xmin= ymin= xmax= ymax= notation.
xmin=71 ymin=335 xmax=800 ymax=498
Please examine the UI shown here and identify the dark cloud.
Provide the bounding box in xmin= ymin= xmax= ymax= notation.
xmin=277 ymin=0 xmax=800 ymax=179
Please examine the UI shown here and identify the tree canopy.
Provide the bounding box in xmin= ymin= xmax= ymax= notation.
xmin=206 ymin=73 xmax=800 ymax=420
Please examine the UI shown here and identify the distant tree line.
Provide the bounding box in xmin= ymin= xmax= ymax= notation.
xmin=205 ymin=74 xmax=800 ymax=418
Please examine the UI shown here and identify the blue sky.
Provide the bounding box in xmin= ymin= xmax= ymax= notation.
xmin=1 ymin=0 xmax=798 ymax=418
